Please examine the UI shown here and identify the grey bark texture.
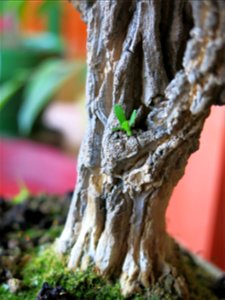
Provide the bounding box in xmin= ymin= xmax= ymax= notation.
xmin=57 ymin=0 xmax=225 ymax=297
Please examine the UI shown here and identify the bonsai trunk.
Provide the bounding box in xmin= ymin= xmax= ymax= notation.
xmin=57 ymin=0 xmax=225 ymax=297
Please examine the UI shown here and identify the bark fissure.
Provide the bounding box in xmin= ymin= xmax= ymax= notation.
xmin=57 ymin=0 xmax=225 ymax=297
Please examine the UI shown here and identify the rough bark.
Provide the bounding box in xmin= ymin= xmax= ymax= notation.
xmin=57 ymin=0 xmax=225 ymax=297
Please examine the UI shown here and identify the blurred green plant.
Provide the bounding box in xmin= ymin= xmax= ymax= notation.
xmin=0 ymin=70 xmax=29 ymax=109
xmin=12 ymin=184 xmax=30 ymax=204
xmin=0 ymin=57 xmax=86 ymax=136
xmin=0 ymin=0 xmax=27 ymax=17
xmin=18 ymin=59 xmax=86 ymax=135
xmin=0 ymin=0 xmax=86 ymax=137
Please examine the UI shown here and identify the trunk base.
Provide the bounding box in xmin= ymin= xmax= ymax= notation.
xmin=54 ymin=241 xmax=221 ymax=299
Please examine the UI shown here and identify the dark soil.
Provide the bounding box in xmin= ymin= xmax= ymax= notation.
xmin=0 ymin=193 xmax=72 ymax=299
xmin=36 ymin=282 xmax=75 ymax=300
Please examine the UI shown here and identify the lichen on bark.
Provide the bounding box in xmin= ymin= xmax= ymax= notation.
xmin=57 ymin=0 xmax=225 ymax=297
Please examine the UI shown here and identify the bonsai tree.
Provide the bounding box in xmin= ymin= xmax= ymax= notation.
xmin=57 ymin=0 xmax=225 ymax=297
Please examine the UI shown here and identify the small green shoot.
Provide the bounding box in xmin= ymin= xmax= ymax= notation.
xmin=112 ymin=104 xmax=137 ymax=136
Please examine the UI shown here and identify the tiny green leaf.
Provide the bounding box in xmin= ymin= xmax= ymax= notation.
xmin=129 ymin=109 xmax=137 ymax=127
xmin=112 ymin=104 xmax=137 ymax=136
xmin=122 ymin=120 xmax=132 ymax=136
xmin=114 ymin=104 xmax=126 ymax=125
xmin=0 ymin=70 xmax=30 ymax=110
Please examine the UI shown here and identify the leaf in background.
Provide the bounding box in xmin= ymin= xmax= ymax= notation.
xmin=12 ymin=184 xmax=30 ymax=205
xmin=18 ymin=59 xmax=86 ymax=136
xmin=129 ymin=109 xmax=137 ymax=127
xmin=0 ymin=70 xmax=29 ymax=109
xmin=114 ymin=104 xmax=126 ymax=125
xmin=38 ymin=0 xmax=61 ymax=16
xmin=22 ymin=33 xmax=64 ymax=55
xmin=38 ymin=0 xmax=62 ymax=35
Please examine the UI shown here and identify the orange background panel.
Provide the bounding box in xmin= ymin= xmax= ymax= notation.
xmin=20 ymin=0 xmax=87 ymax=58
xmin=21 ymin=0 xmax=46 ymax=33
xmin=167 ymin=106 xmax=225 ymax=270
xmin=210 ymin=132 xmax=225 ymax=270
xmin=62 ymin=1 xmax=87 ymax=58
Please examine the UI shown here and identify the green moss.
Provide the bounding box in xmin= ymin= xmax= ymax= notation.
xmin=23 ymin=225 xmax=63 ymax=242
xmin=0 ymin=286 xmax=36 ymax=300
xmin=0 ymin=244 xmax=218 ymax=300
xmin=0 ymin=246 xmax=125 ymax=300
xmin=0 ymin=245 xmax=175 ymax=299
xmin=24 ymin=246 xmax=124 ymax=299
